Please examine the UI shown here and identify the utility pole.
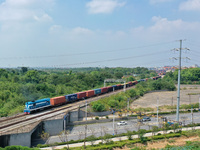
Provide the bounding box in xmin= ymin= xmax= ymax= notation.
xmin=127 ymin=98 xmax=130 ymax=117
xmin=191 ymin=105 xmax=193 ymax=124
xmin=85 ymin=100 xmax=87 ymax=121
xmin=127 ymin=98 xmax=130 ymax=110
xmin=63 ymin=113 xmax=69 ymax=142
xmin=189 ymin=95 xmax=191 ymax=104
xmin=172 ymin=39 xmax=190 ymax=122
xmin=199 ymin=95 xmax=200 ymax=111
xmin=124 ymin=81 xmax=126 ymax=92
xmin=157 ymin=97 xmax=159 ymax=127
xmin=84 ymin=101 xmax=88 ymax=149
xmin=111 ymin=109 xmax=115 ymax=135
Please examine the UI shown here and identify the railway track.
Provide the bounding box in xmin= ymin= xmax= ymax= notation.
xmin=0 ymin=86 xmax=135 ymax=135
xmin=0 ymin=114 xmax=26 ymax=123
xmin=0 ymin=105 xmax=75 ymax=134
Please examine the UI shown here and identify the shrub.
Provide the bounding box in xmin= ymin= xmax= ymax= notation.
xmin=91 ymin=101 xmax=105 ymax=112
xmin=95 ymin=116 xmax=99 ymax=120
xmin=127 ymin=131 xmax=133 ymax=140
xmin=152 ymin=135 xmax=165 ymax=140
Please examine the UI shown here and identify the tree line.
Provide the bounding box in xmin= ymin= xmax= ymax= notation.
xmin=0 ymin=67 xmax=156 ymax=117
xmin=164 ymin=68 xmax=200 ymax=84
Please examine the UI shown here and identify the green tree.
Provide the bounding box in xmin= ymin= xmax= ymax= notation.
xmin=21 ymin=67 xmax=28 ymax=74
xmin=108 ymin=99 xmax=119 ymax=108
xmin=114 ymin=72 xmax=123 ymax=79
xmin=126 ymin=89 xmax=136 ymax=98
xmin=25 ymin=70 xmax=39 ymax=83
xmin=152 ymin=126 xmax=159 ymax=136
xmin=138 ymin=129 xmax=146 ymax=143
xmin=92 ymin=102 xmax=105 ymax=112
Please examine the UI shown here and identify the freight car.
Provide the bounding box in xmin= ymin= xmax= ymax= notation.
xmin=24 ymin=76 xmax=160 ymax=114
xmin=51 ymin=96 xmax=66 ymax=106
xmin=65 ymin=94 xmax=78 ymax=102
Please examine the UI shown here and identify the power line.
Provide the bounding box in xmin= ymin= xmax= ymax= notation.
xmin=187 ymin=40 xmax=200 ymax=48
xmin=29 ymin=50 xmax=169 ymax=68
xmin=125 ymin=59 xmax=170 ymax=67
xmin=0 ymin=41 xmax=176 ymax=60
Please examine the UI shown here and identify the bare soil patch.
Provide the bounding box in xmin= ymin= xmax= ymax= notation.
xmin=114 ymin=136 xmax=200 ymax=150
xmin=131 ymin=84 xmax=200 ymax=109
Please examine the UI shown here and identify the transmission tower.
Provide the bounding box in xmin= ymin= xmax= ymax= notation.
xmin=171 ymin=39 xmax=190 ymax=122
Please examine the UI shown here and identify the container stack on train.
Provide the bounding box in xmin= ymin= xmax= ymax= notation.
xmin=24 ymin=76 xmax=160 ymax=114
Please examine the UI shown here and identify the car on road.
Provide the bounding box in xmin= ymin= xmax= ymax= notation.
xmin=117 ymin=121 xmax=127 ymax=126
xmin=142 ymin=117 xmax=151 ymax=122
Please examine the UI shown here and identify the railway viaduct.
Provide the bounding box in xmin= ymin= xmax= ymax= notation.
xmin=0 ymin=104 xmax=89 ymax=147
xmin=0 ymin=86 xmax=134 ymax=148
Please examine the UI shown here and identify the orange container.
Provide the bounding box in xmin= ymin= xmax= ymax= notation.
xmin=101 ymin=87 xmax=108 ymax=93
xmin=50 ymin=96 xmax=66 ymax=106
xmin=86 ymin=90 xmax=95 ymax=97
xmin=77 ymin=92 xmax=86 ymax=99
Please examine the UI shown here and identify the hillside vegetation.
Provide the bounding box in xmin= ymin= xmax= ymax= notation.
xmin=164 ymin=68 xmax=200 ymax=84
xmin=0 ymin=67 xmax=156 ymax=117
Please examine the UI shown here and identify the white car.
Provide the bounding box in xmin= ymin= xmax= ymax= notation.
xmin=117 ymin=121 xmax=127 ymax=126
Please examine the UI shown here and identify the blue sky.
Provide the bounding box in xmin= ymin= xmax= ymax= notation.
xmin=0 ymin=0 xmax=199 ymax=68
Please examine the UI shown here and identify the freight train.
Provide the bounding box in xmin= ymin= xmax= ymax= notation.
xmin=24 ymin=76 xmax=161 ymax=114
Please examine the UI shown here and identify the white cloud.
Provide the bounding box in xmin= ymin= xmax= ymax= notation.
xmin=150 ymin=0 xmax=172 ymax=4
xmin=0 ymin=0 xmax=54 ymax=22
xmin=86 ymin=0 xmax=126 ymax=14
xmin=33 ymin=14 xmax=52 ymax=22
xmin=72 ymin=27 xmax=94 ymax=35
xmin=130 ymin=16 xmax=200 ymax=42
xmin=150 ymin=16 xmax=200 ymax=32
xmin=179 ymin=0 xmax=200 ymax=11
xmin=49 ymin=25 xmax=62 ymax=33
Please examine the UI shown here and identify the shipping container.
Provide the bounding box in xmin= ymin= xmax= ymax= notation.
xmin=107 ymin=86 xmax=113 ymax=92
xmin=101 ymin=87 xmax=108 ymax=93
xmin=50 ymin=96 xmax=66 ymax=106
xmin=94 ymin=88 xmax=101 ymax=95
xmin=77 ymin=92 xmax=86 ymax=99
xmin=126 ymin=83 xmax=129 ymax=88
xmin=132 ymin=81 xmax=137 ymax=85
xmin=112 ymin=85 xmax=118 ymax=90
xmin=121 ymin=84 xmax=125 ymax=88
xmin=128 ymin=82 xmax=133 ymax=86
xmin=65 ymin=94 xmax=78 ymax=102
xmin=86 ymin=90 xmax=95 ymax=97
xmin=116 ymin=84 xmax=122 ymax=89
xmin=140 ymin=79 xmax=146 ymax=82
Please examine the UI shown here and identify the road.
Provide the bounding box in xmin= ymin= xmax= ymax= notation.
xmin=31 ymin=111 xmax=200 ymax=146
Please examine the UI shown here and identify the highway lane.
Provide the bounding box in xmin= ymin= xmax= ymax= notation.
xmin=35 ymin=112 xmax=200 ymax=145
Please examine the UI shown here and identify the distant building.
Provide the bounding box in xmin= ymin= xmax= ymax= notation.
xmin=191 ymin=64 xmax=199 ymax=68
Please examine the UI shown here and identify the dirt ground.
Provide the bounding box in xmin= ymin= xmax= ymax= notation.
xmin=131 ymin=84 xmax=200 ymax=109
xmin=114 ymin=136 xmax=200 ymax=150
xmin=113 ymin=85 xmax=200 ymax=150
